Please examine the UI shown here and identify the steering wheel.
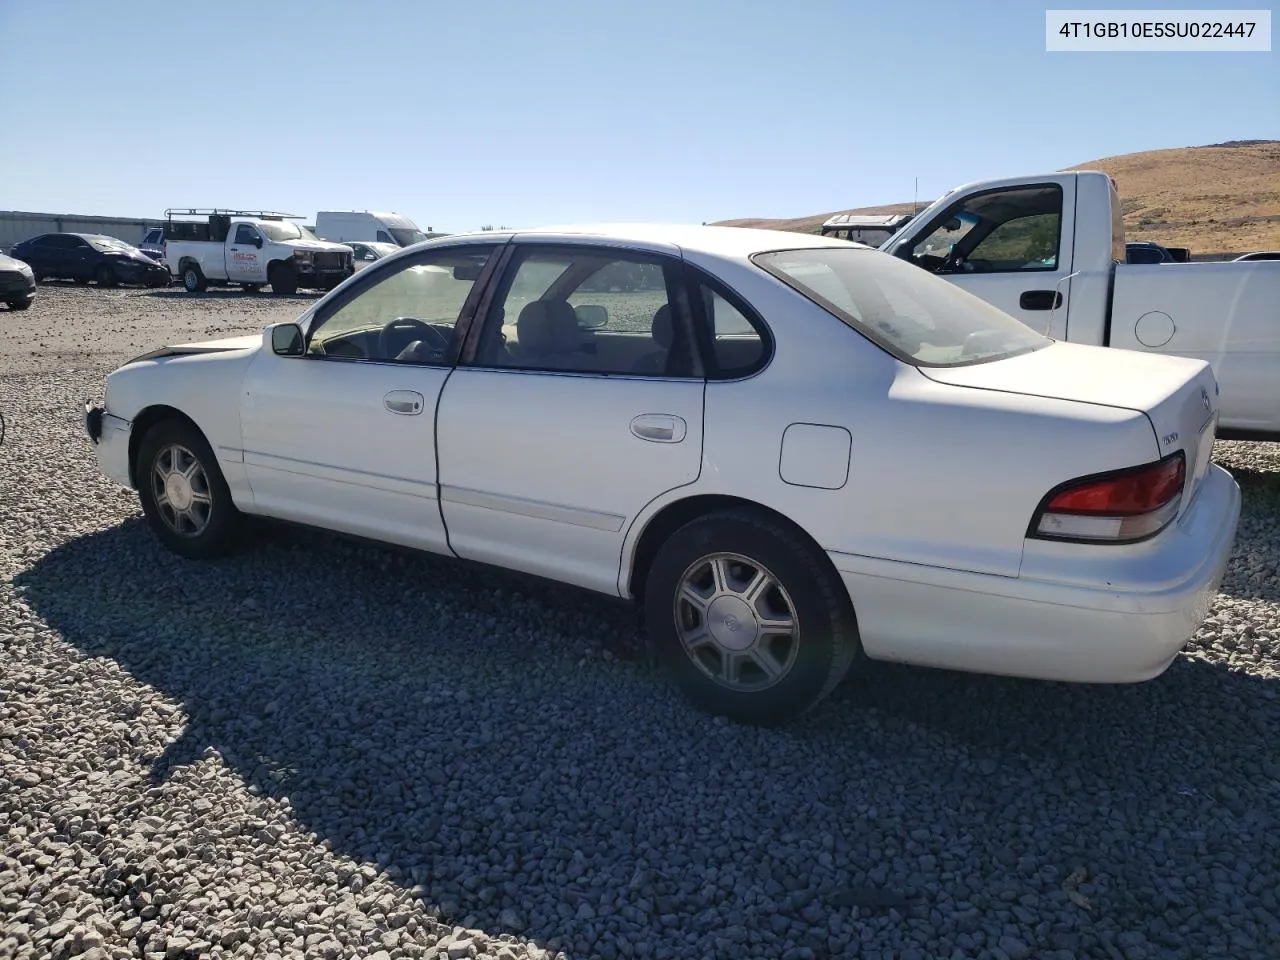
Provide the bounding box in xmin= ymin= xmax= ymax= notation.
xmin=379 ymin=317 xmax=450 ymax=361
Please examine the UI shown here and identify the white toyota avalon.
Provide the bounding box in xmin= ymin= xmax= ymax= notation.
xmin=83 ymin=224 xmax=1241 ymax=725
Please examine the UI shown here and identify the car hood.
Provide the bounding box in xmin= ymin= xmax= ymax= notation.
xmin=0 ymin=253 xmax=32 ymax=271
xmin=920 ymin=340 xmax=1221 ymax=510
xmin=280 ymin=240 xmax=351 ymax=253
xmin=122 ymin=334 xmax=262 ymax=366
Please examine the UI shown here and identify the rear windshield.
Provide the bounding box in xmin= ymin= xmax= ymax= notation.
xmin=752 ymin=247 xmax=1051 ymax=367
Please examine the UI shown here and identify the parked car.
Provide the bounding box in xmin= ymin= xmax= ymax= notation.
xmin=1125 ymin=241 xmax=1178 ymax=264
xmin=315 ymin=210 xmax=433 ymax=247
xmin=139 ymin=227 xmax=166 ymax=262
xmin=83 ymin=225 xmax=1241 ymax=726
xmin=1233 ymin=250 xmax=1280 ymax=261
xmin=163 ymin=209 xmax=355 ymax=294
xmin=346 ymin=240 xmax=401 ymax=269
xmin=0 ymin=251 xmax=36 ymax=310
xmin=877 ymin=171 xmax=1280 ymax=440
xmin=9 ymin=233 xmax=170 ymax=288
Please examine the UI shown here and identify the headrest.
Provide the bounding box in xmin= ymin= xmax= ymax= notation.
xmin=651 ymin=304 xmax=674 ymax=349
xmin=517 ymin=300 xmax=581 ymax=355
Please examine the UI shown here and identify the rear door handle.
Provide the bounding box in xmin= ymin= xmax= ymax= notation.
xmin=383 ymin=390 xmax=425 ymax=415
xmin=1020 ymin=289 xmax=1063 ymax=310
xmin=630 ymin=414 xmax=686 ymax=443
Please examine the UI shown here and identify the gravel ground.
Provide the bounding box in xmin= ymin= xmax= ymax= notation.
xmin=2 ymin=284 xmax=1279 ymax=960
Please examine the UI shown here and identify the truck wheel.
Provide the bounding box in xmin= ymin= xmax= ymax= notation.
xmin=269 ymin=263 xmax=298 ymax=296
xmin=95 ymin=264 xmax=118 ymax=288
xmin=181 ymin=264 xmax=207 ymax=293
xmin=643 ymin=509 xmax=862 ymax=727
xmin=136 ymin=417 xmax=245 ymax=560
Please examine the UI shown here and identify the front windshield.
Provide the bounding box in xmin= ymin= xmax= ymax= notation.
xmin=259 ymin=221 xmax=320 ymax=243
xmin=752 ymin=247 xmax=1051 ymax=367
xmin=86 ymin=235 xmax=138 ymax=253
xmin=389 ymin=227 xmax=428 ymax=247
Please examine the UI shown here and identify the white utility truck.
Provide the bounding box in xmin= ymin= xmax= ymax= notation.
xmin=868 ymin=171 xmax=1280 ymax=440
xmin=314 ymin=210 xmax=437 ymax=247
xmin=163 ymin=209 xmax=355 ymax=295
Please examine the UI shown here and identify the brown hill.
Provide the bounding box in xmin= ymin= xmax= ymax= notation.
xmin=718 ymin=141 xmax=1280 ymax=257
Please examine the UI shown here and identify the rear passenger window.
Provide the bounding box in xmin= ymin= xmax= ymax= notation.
xmin=694 ymin=279 xmax=770 ymax=379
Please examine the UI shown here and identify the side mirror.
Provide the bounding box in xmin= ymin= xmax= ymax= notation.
xmin=452 ymin=263 xmax=484 ymax=281
xmin=574 ymin=304 xmax=608 ymax=329
xmin=269 ymin=322 xmax=305 ymax=356
xmin=944 ymin=217 xmax=962 ymax=232
xmin=254 ymin=237 xmax=264 ymax=248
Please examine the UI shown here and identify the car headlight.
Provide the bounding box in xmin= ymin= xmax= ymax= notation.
xmin=17 ymin=263 xmax=33 ymax=276
xmin=293 ymin=250 xmax=314 ymax=261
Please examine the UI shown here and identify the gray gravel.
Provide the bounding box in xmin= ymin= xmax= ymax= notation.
xmin=3 ymin=284 xmax=1279 ymax=960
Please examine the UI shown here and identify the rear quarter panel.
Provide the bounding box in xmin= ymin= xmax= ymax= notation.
xmin=1109 ymin=261 xmax=1280 ymax=432
xmin=621 ymin=250 xmax=1161 ymax=587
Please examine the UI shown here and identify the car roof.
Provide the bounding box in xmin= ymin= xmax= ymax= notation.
xmin=438 ymin=223 xmax=869 ymax=259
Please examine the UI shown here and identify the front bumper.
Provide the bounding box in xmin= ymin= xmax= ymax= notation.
xmin=84 ymin=401 xmax=134 ymax=488
xmin=0 ymin=272 xmax=35 ymax=298
xmin=831 ymin=464 xmax=1241 ymax=684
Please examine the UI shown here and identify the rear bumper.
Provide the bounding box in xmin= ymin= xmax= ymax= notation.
xmin=84 ymin=401 xmax=133 ymax=488
xmin=831 ymin=464 xmax=1241 ymax=683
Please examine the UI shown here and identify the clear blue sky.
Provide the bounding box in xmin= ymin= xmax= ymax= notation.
xmin=0 ymin=0 xmax=1275 ymax=232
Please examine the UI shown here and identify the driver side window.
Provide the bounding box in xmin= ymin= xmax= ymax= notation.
xmin=909 ymin=184 xmax=1063 ymax=275
xmin=305 ymin=246 xmax=495 ymax=364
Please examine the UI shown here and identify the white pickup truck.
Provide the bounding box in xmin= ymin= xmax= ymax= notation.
xmin=874 ymin=171 xmax=1280 ymax=440
xmin=163 ymin=209 xmax=355 ymax=295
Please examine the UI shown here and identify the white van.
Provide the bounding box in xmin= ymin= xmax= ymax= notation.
xmin=314 ymin=211 xmax=434 ymax=247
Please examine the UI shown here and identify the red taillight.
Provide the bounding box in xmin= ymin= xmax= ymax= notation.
xmin=1031 ymin=453 xmax=1185 ymax=543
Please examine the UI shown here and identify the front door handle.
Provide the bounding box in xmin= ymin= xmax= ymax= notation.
xmin=630 ymin=414 xmax=686 ymax=443
xmin=1020 ymin=289 xmax=1063 ymax=310
xmin=383 ymin=390 xmax=425 ymax=415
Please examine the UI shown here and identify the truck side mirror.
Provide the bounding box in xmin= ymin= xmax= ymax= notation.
xmin=269 ymin=323 xmax=305 ymax=356
xmin=254 ymin=237 xmax=264 ymax=248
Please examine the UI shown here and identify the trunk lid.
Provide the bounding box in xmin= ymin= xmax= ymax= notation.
xmin=921 ymin=341 xmax=1220 ymax=514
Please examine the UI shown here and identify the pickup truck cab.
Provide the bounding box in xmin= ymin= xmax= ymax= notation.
xmin=164 ymin=209 xmax=355 ymax=295
xmin=878 ymin=171 xmax=1280 ymax=439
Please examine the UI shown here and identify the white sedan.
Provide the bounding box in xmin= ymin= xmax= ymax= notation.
xmin=84 ymin=225 xmax=1241 ymax=725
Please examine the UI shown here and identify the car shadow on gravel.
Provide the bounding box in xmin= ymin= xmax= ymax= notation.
xmin=13 ymin=518 xmax=1280 ymax=959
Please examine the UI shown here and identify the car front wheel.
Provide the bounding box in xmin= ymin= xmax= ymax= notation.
xmin=644 ymin=509 xmax=861 ymax=726
xmin=136 ymin=418 xmax=244 ymax=559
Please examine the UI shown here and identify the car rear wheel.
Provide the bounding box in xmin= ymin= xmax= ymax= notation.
xmin=181 ymin=264 xmax=207 ymax=293
xmin=269 ymin=263 xmax=298 ymax=295
xmin=136 ymin=418 xmax=244 ymax=559
xmin=95 ymin=264 xmax=118 ymax=288
xmin=643 ymin=509 xmax=861 ymax=726
xmin=7 ymin=297 xmax=32 ymax=311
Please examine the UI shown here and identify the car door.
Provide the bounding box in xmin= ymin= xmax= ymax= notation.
xmin=237 ymin=240 xmax=502 ymax=553
xmin=895 ymin=180 xmax=1078 ymax=336
xmin=436 ymin=239 xmax=706 ymax=595
xmin=228 ymin=223 xmax=266 ymax=283
xmin=21 ymin=236 xmax=57 ymax=277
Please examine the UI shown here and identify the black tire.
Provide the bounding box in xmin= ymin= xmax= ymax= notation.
xmin=643 ymin=509 xmax=861 ymax=726
xmin=7 ymin=297 xmax=32 ymax=311
xmin=136 ymin=417 xmax=244 ymax=559
xmin=95 ymin=263 xmax=118 ymax=287
xmin=269 ymin=262 xmax=298 ymax=296
xmin=181 ymin=263 xmax=207 ymax=293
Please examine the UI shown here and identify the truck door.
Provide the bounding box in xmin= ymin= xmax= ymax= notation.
xmin=886 ymin=178 xmax=1078 ymax=336
xmin=228 ymin=223 xmax=268 ymax=283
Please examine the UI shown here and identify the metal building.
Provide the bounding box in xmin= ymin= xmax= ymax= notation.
xmin=0 ymin=210 xmax=165 ymax=252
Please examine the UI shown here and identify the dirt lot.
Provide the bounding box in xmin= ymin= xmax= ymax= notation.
xmin=2 ymin=284 xmax=1279 ymax=960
